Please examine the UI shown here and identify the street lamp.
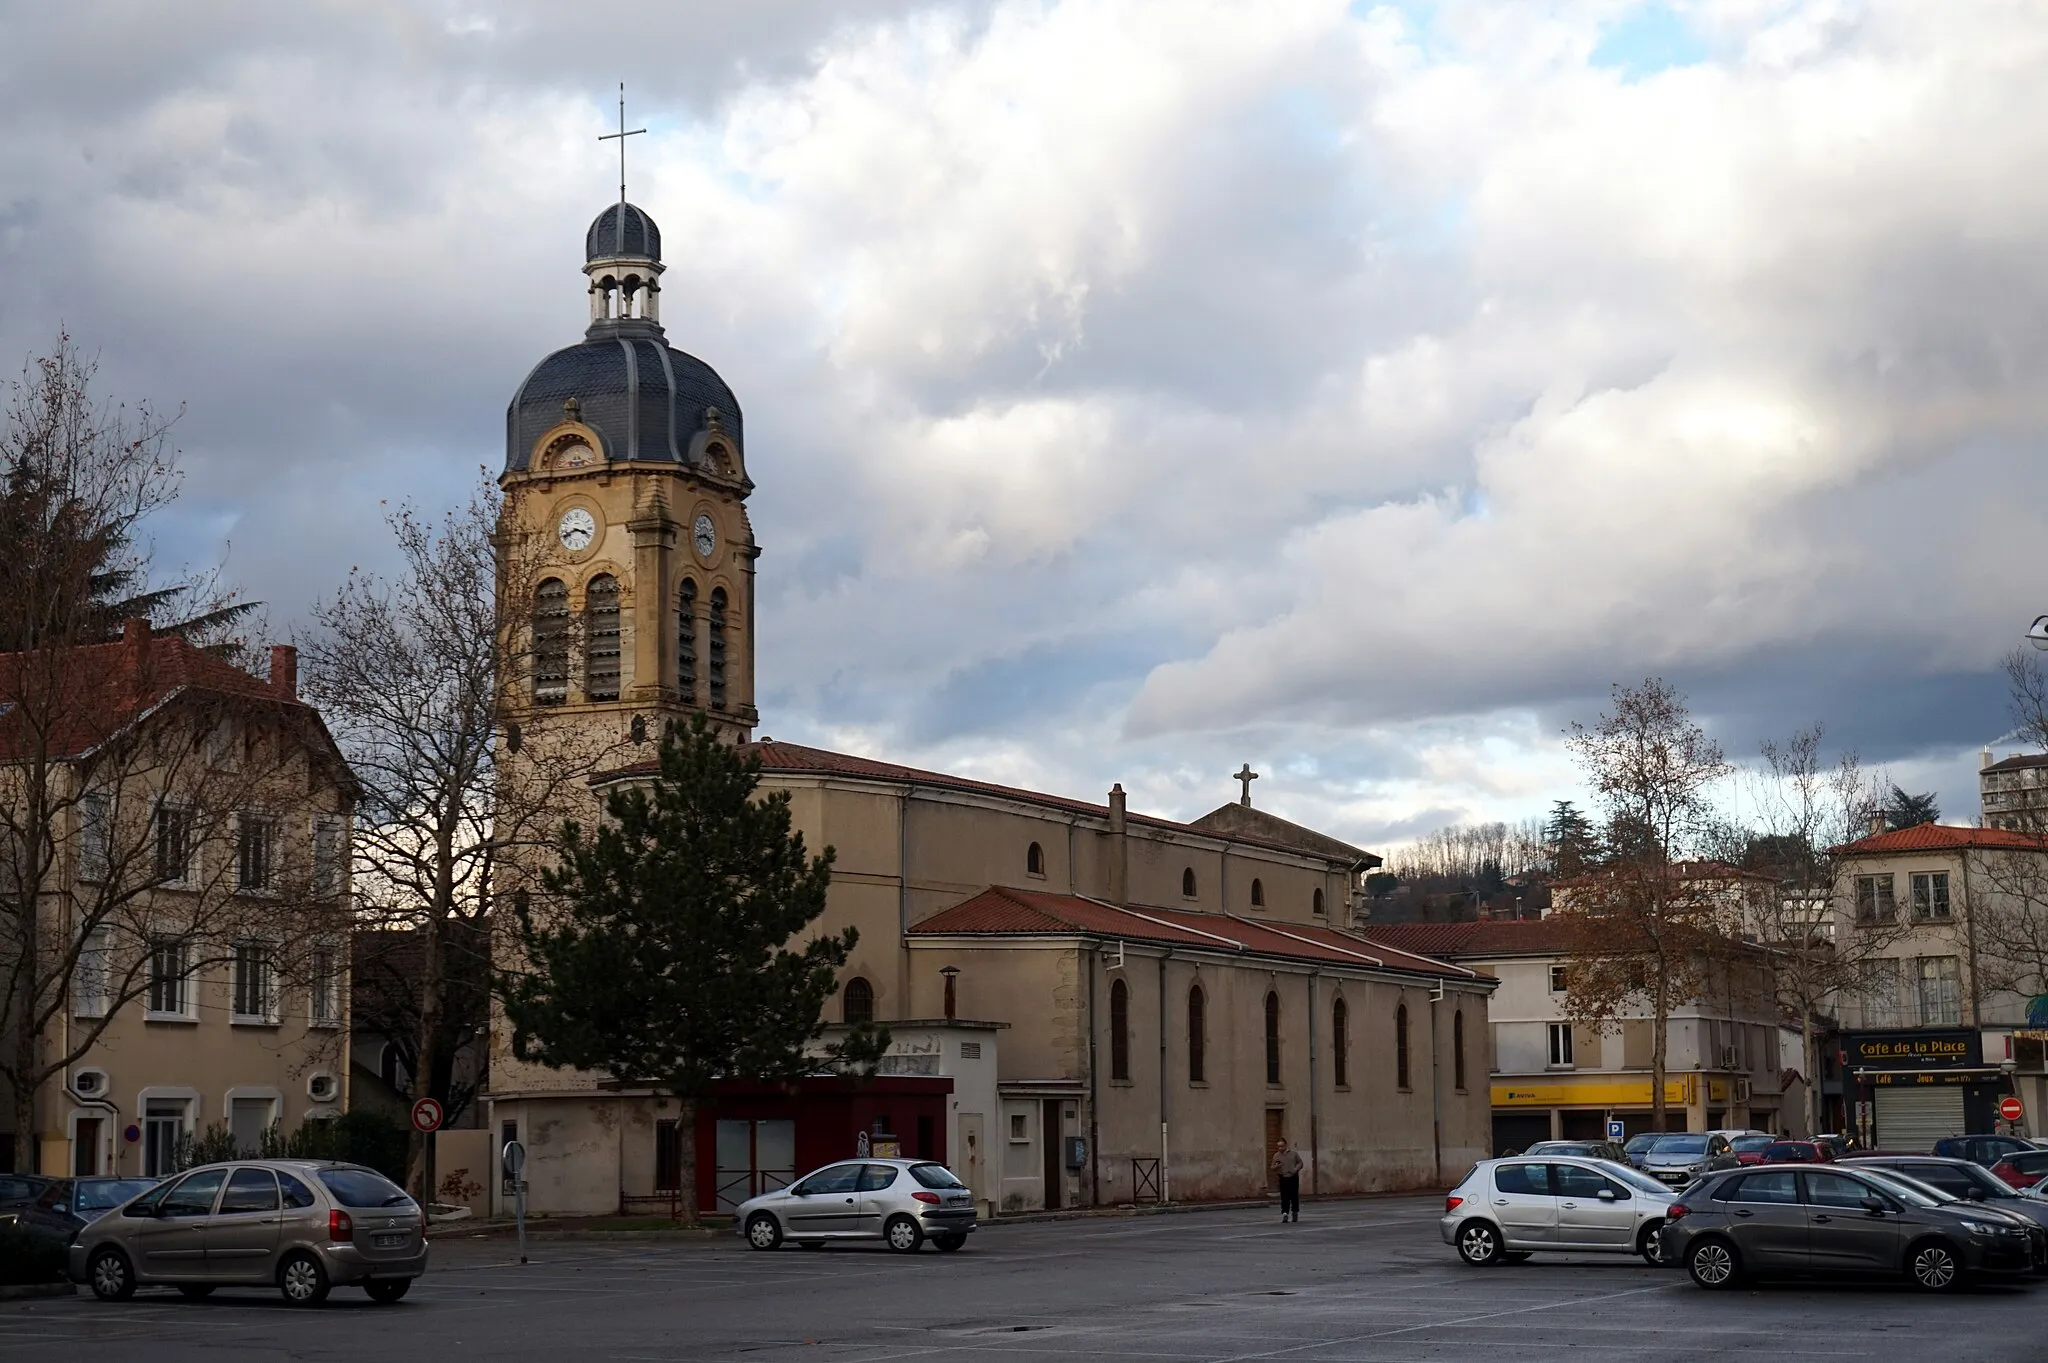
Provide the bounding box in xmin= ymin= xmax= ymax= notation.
xmin=2027 ymin=616 xmax=2048 ymax=652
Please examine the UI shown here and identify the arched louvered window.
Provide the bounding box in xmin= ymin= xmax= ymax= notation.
xmin=708 ymin=586 xmax=728 ymax=709
xmin=583 ymin=574 xmax=621 ymax=700
xmin=1181 ymin=867 xmax=1197 ymax=898
xmin=1188 ymin=986 xmax=1206 ymax=1084
xmin=843 ymin=977 xmax=874 ymax=1026
xmin=1250 ymin=878 xmax=1264 ymax=908
xmin=1396 ymin=1003 xmax=1412 ymax=1090
xmin=1027 ymin=842 xmax=1045 ymax=876
xmin=1313 ymin=887 xmax=1325 ymax=916
xmin=1454 ymin=1009 xmax=1467 ymax=1091
xmin=677 ymin=578 xmax=698 ymax=703
xmin=1264 ymin=991 xmax=1282 ymax=1085
xmin=1110 ymin=978 xmax=1131 ymax=1081
xmin=532 ymin=578 xmax=569 ymax=705
xmin=1333 ymin=997 xmax=1349 ymax=1087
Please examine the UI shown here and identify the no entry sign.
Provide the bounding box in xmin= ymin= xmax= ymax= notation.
xmin=411 ymin=1097 xmax=445 ymax=1133
xmin=2000 ymin=1096 xmax=2025 ymax=1123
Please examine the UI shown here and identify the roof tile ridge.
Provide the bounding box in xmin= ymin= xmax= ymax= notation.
xmin=1074 ymin=896 xmax=1245 ymax=952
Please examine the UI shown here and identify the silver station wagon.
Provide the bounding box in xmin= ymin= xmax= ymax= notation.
xmin=1443 ymin=1155 xmax=1680 ymax=1266
xmin=69 ymin=1159 xmax=428 ymax=1305
xmin=736 ymin=1157 xmax=976 ymax=1253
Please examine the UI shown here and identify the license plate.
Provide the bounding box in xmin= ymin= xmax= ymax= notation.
xmin=372 ymin=1232 xmax=408 ymax=1249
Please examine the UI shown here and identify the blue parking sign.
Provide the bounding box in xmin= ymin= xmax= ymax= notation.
xmin=1606 ymin=1119 xmax=1625 ymax=1141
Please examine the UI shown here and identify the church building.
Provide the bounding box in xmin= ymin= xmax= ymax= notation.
xmin=484 ymin=198 xmax=1497 ymax=1218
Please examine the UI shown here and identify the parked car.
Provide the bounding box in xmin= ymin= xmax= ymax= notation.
xmin=1989 ymin=1150 xmax=2048 ymax=1191
xmin=1636 ymin=1133 xmax=1738 ymax=1187
xmin=68 ymin=1160 xmax=427 ymax=1305
xmin=1442 ymin=1155 xmax=1679 ymax=1266
xmin=1523 ymin=1140 xmax=1630 ymax=1164
xmin=735 ymin=1158 xmax=976 ymax=1253
xmin=0 ymin=1173 xmax=55 ymax=1225
xmin=1757 ymin=1140 xmax=1834 ymax=1164
xmin=1729 ymin=1134 xmax=1778 ymax=1165
xmin=1933 ymin=1134 xmax=2038 ymax=1167
xmin=1622 ymin=1133 xmax=1658 ymax=1168
xmin=9 ymin=1177 xmax=159 ymax=1247
xmin=1845 ymin=1155 xmax=2048 ymax=1272
xmin=1810 ymin=1133 xmax=1854 ymax=1160
xmin=1662 ymin=1164 xmax=2043 ymax=1291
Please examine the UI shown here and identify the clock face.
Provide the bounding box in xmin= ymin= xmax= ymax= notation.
xmin=693 ymin=513 xmax=717 ymax=560
xmin=557 ymin=507 xmax=597 ymax=552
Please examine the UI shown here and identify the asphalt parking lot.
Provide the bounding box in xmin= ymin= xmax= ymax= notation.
xmin=4 ymin=1194 xmax=2043 ymax=1361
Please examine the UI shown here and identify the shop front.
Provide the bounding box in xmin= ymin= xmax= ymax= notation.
xmin=1843 ymin=1029 xmax=2007 ymax=1150
xmin=1491 ymin=1075 xmax=1698 ymax=1152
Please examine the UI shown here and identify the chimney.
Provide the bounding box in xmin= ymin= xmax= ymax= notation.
xmin=122 ymin=617 xmax=151 ymax=647
xmin=269 ymin=644 xmax=298 ymax=699
xmin=1107 ymin=783 xmax=1128 ymax=908
xmin=1983 ymin=747 xmax=1996 ymax=771
xmin=1867 ymin=810 xmax=1887 ymax=838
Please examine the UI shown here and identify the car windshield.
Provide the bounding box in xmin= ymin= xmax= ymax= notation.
xmin=1624 ymin=1134 xmax=1655 ymax=1153
xmin=1646 ymin=1135 xmax=1710 ymax=1156
xmin=315 ymin=1168 xmax=413 ymax=1208
xmin=1731 ymin=1135 xmax=1775 ymax=1152
xmin=1597 ymin=1161 xmax=1674 ymax=1196
xmin=75 ymin=1179 xmax=157 ymax=1212
xmin=909 ymin=1164 xmax=966 ymax=1190
xmin=1854 ymin=1169 xmax=1945 ymax=1208
xmin=1527 ymin=1143 xmax=1587 ymax=1154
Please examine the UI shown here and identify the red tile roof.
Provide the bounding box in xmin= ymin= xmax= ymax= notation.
xmin=599 ymin=739 xmax=1367 ymax=866
xmin=910 ymin=886 xmax=1477 ymax=979
xmin=1833 ymin=822 xmax=2048 ymax=856
xmin=1358 ymin=919 xmax=1580 ymax=959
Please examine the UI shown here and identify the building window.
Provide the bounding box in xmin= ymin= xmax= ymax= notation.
xmin=843 ymin=976 xmax=874 ymax=1026
xmin=312 ymin=817 xmax=346 ymax=901
xmin=147 ymin=939 xmax=190 ymax=1017
xmin=1396 ymin=1003 xmax=1411 ymax=1090
xmin=1548 ymin=1022 xmax=1575 ymax=1067
xmin=1110 ymin=978 xmax=1131 ymax=1081
xmin=1332 ymin=997 xmax=1349 ymax=1088
xmin=143 ymin=1099 xmax=190 ymax=1177
xmin=1548 ymin=964 xmax=1568 ymax=994
xmin=154 ymin=804 xmax=193 ymax=886
xmin=74 ymin=929 xmax=110 ymax=1017
xmin=1910 ymin=872 xmax=1951 ymax=920
xmin=1916 ymin=956 xmax=1962 ymax=1027
xmin=1250 ymin=878 xmax=1264 ymax=908
xmin=1855 ymin=874 xmax=1896 ymax=922
xmin=1010 ymin=1113 xmax=1028 ymax=1142
xmin=1312 ymin=887 xmax=1325 ymax=917
xmin=708 ymin=587 xmax=728 ymax=709
xmin=1027 ymin=842 xmax=1045 ymax=877
xmin=1182 ymin=867 xmax=1197 ymax=899
xmin=533 ymin=578 xmax=569 ymax=704
xmin=78 ymin=792 xmax=112 ymax=882
xmin=1863 ymin=957 xmax=1904 ymax=1028
xmin=232 ymin=942 xmax=274 ymax=1022
xmin=655 ymin=1119 xmax=685 ymax=1190
xmin=678 ymin=578 xmax=698 ymax=703
xmin=583 ymin=574 xmax=621 ymax=701
xmin=309 ymin=943 xmax=340 ymax=1026
xmin=1264 ymin=991 xmax=1282 ymax=1085
xmin=237 ymin=813 xmax=278 ymax=894
xmin=1454 ymin=1009 xmax=1467 ymax=1090
xmin=1188 ymin=985 xmax=1206 ymax=1083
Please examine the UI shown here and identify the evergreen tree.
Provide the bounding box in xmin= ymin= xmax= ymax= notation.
xmin=1543 ymin=799 xmax=1600 ymax=877
xmin=500 ymin=716 xmax=887 ymax=1222
xmin=1884 ymin=785 xmax=1940 ymax=830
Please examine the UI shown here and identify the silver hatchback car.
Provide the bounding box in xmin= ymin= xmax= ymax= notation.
xmin=1442 ymin=1155 xmax=1679 ymax=1265
xmin=736 ymin=1157 xmax=976 ymax=1253
xmin=68 ymin=1160 xmax=428 ymax=1305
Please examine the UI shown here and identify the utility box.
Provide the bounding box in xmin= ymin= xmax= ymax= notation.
xmin=1063 ymin=1135 xmax=1087 ymax=1170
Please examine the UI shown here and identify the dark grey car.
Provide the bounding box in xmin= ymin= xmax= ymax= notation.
xmin=1662 ymin=1164 xmax=2042 ymax=1291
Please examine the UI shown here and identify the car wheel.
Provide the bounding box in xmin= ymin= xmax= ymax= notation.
xmin=88 ymin=1248 xmax=135 ymax=1302
xmin=1456 ymin=1220 xmax=1503 ymax=1266
xmin=176 ymin=1284 xmax=216 ymax=1300
xmin=1686 ymin=1237 xmax=1741 ymax=1290
xmin=364 ymin=1278 xmax=412 ymax=1303
xmin=277 ymin=1251 xmax=331 ymax=1306
xmin=745 ymin=1213 xmax=784 ymax=1251
xmin=884 ymin=1215 xmax=924 ymax=1253
xmin=1637 ymin=1221 xmax=1667 ymax=1265
xmin=934 ymin=1234 xmax=966 ymax=1252
xmin=1907 ymin=1238 xmax=1962 ymax=1292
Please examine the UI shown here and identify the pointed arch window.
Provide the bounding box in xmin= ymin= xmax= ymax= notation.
xmin=1109 ymin=978 xmax=1131 ymax=1082
xmin=843 ymin=977 xmax=874 ymax=1026
xmin=1333 ymin=997 xmax=1349 ymax=1088
xmin=1181 ymin=867 xmax=1197 ymax=899
xmin=1264 ymin=991 xmax=1282 ymax=1084
xmin=532 ymin=578 xmax=569 ymax=705
xmin=583 ymin=574 xmax=621 ymax=701
xmin=1188 ymin=985 xmax=1206 ymax=1084
xmin=677 ymin=578 xmax=698 ymax=703
xmin=1250 ymin=878 xmax=1264 ymax=908
xmin=1395 ymin=1003 xmax=1412 ymax=1091
xmin=1454 ymin=1009 xmax=1467 ymax=1091
xmin=708 ymin=586 xmax=728 ymax=709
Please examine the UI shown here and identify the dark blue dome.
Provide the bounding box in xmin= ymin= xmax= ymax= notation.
xmin=586 ymin=202 xmax=660 ymax=262
xmin=506 ymin=322 xmax=741 ymax=472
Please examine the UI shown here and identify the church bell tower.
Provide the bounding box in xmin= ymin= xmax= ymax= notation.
xmin=499 ymin=197 xmax=757 ymax=744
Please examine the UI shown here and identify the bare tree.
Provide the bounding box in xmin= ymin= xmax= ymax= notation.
xmin=1959 ymin=651 xmax=2048 ymax=1026
xmin=1552 ymin=679 xmax=1733 ymax=1131
xmin=298 ymin=476 xmax=629 ymax=1194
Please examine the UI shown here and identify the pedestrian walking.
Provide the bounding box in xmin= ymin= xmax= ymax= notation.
xmin=1271 ymin=1138 xmax=1303 ymax=1222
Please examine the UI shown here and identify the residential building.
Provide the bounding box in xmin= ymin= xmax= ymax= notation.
xmin=1981 ymin=749 xmax=2048 ymax=832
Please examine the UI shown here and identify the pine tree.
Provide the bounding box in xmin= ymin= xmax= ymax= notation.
xmin=500 ymin=716 xmax=887 ymax=1222
xmin=1884 ymin=785 xmax=1940 ymax=830
xmin=1543 ymin=799 xmax=1600 ymax=877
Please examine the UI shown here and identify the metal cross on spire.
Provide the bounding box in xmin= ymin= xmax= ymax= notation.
xmin=1235 ymin=764 xmax=1259 ymax=807
xmin=598 ymin=82 xmax=646 ymax=209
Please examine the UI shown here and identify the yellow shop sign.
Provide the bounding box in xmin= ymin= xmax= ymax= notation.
xmin=1492 ymin=1076 xmax=1696 ymax=1108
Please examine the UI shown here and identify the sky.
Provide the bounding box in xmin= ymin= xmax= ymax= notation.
xmin=2 ymin=0 xmax=2044 ymax=853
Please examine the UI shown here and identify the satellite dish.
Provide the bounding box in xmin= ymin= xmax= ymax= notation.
xmin=2030 ymin=616 xmax=2048 ymax=652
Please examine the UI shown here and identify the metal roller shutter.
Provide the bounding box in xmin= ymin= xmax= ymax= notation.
xmin=1874 ymin=1086 xmax=1966 ymax=1151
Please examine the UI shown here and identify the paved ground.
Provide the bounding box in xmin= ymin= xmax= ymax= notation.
xmin=5 ymin=1195 xmax=2043 ymax=1361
